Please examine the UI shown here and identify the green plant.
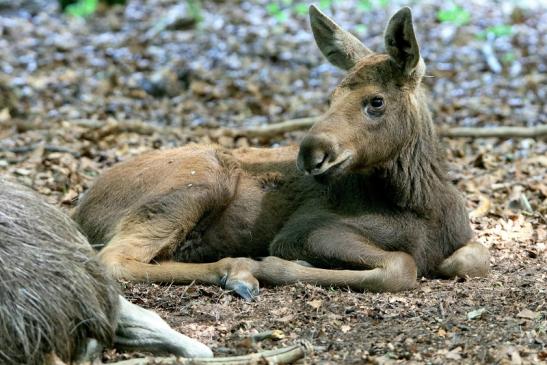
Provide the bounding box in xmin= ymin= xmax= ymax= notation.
xmin=479 ymin=24 xmax=513 ymax=39
xmin=266 ymin=3 xmax=288 ymax=22
xmin=266 ymin=0 xmax=390 ymax=23
xmin=358 ymin=0 xmax=372 ymax=11
xmin=501 ymin=52 xmax=516 ymax=65
xmin=188 ymin=0 xmax=203 ymax=23
xmin=355 ymin=24 xmax=367 ymax=34
xmin=294 ymin=3 xmax=308 ymax=16
xmin=61 ymin=0 xmax=126 ymax=17
xmin=64 ymin=0 xmax=98 ymax=17
xmin=437 ymin=5 xmax=471 ymax=26
xmin=319 ymin=0 xmax=334 ymax=8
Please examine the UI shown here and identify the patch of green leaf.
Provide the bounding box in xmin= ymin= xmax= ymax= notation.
xmin=319 ymin=0 xmax=334 ymax=9
xmin=501 ymin=52 xmax=516 ymax=64
xmin=267 ymin=0 xmax=391 ymax=23
xmin=266 ymin=3 xmax=289 ymax=22
xmin=437 ymin=5 xmax=471 ymax=26
xmin=188 ymin=0 xmax=203 ymax=23
xmin=294 ymin=3 xmax=308 ymax=16
xmin=65 ymin=0 xmax=98 ymax=17
xmin=478 ymin=24 xmax=513 ymax=40
xmin=355 ymin=24 xmax=367 ymax=34
xmin=266 ymin=3 xmax=281 ymax=16
xmin=358 ymin=0 xmax=372 ymax=12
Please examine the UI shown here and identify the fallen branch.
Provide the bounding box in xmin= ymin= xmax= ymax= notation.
xmin=0 ymin=144 xmax=81 ymax=157
xmin=214 ymin=117 xmax=547 ymax=140
xmin=214 ymin=117 xmax=318 ymax=139
xmin=108 ymin=341 xmax=313 ymax=365
xmin=79 ymin=119 xmax=159 ymax=141
xmin=438 ymin=125 xmax=547 ymax=138
xmin=37 ymin=117 xmax=547 ymax=141
xmin=469 ymin=195 xmax=491 ymax=219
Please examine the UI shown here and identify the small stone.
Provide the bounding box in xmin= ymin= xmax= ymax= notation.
xmin=467 ymin=308 xmax=486 ymax=320
xmin=516 ymin=309 xmax=537 ymax=320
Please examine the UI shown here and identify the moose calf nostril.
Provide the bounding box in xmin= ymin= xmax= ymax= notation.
xmin=314 ymin=152 xmax=328 ymax=170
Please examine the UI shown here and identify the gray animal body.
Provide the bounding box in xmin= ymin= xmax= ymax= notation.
xmin=0 ymin=178 xmax=212 ymax=364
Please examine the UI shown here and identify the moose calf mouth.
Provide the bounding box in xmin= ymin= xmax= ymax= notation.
xmin=311 ymin=153 xmax=353 ymax=183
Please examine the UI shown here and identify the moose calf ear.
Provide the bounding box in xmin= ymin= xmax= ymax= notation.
xmin=309 ymin=4 xmax=371 ymax=70
xmin=384 ymin=7 xmax=421 ymax=76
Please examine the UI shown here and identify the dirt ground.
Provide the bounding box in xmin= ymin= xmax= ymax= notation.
xmin=0 ymin=0 xmax=545 ymax=364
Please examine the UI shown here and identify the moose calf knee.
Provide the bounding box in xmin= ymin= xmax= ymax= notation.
xmin=97 ymin=250 xmax=134 ymax=281
xmin=381 ymin=252 xmax=418 ymax=292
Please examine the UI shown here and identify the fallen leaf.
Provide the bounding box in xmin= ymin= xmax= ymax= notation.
xmin=467 ymin=308 xmax=486 ymax=320
xmin=271 ymin=329 xmax=285 ymax=340
xmin=307 ymin=299 xmax=322 ymax=309
xmin=446 ymin=346 xmax=462 ymax=360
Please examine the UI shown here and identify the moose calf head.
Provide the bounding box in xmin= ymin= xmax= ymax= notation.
xmin=298 ymin=6 xmax=427 ymax=182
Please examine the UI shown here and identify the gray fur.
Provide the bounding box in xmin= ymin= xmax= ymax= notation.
xmin=0 ymin=178 xmax=119 ymax=365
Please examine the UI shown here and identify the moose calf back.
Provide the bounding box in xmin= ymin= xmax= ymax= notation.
xmin=0 ymin=179 xmax=119 ymax=365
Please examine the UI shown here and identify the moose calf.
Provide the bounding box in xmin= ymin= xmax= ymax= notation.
xmin=73 ymin=6 xmax=489 ymax=300
xmin=0 ymin=178 xmax=212 ymax=365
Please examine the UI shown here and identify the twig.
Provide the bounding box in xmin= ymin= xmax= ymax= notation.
xmin=214 ymin=117 xmax=547 ymax=140
xmin=250 ymin=330 xmax=285 ymax=342
xmin=81 ymin=120 xmax=159 ymax=141
xmin=0 ymin=144 xmax=81 ymax=157
xmin=106 ymin=341 xmax=313 ymax=365
xmin=439 ymin=125 xmax=547 ymax=138
xmin=469 ymin=195 xmax=491 ymax=219
xmin=25 ymin=117 xmax=546 ymax=141
xmin=214 ymin=117 xmax=318 ymax=139
xmin=481 ymin=42 xmax=502 ymax=74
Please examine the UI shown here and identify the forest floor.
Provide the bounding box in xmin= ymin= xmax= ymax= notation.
xmin=0 ymin=0 xmax=545 ymax=364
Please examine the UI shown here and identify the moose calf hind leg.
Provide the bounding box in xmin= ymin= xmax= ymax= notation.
xmin=438 ymin=242 xmax=490 ymax=278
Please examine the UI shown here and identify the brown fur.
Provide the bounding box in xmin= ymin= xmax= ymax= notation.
xmin=73 ymin=6 xmax=489 ymax=299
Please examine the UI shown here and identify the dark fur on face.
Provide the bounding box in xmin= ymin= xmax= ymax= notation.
xmin=0 ymin=178 xmax=119 ymax=365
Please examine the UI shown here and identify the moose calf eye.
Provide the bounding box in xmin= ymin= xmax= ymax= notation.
xmin=370 ymin=97 xmax=384 ymax=108
xmin=363 ymin=96 xmax=385 ymax=117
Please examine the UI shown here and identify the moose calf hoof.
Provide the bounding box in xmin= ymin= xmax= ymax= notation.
xmin=217 ymin=257 xmax=260 ymax=301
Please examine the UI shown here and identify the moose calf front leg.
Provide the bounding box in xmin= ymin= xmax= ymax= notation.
xmin=96 ymin=185 xmax=261 ymax=299
xmin=269 ymin=229 xmax=418 ymax=292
